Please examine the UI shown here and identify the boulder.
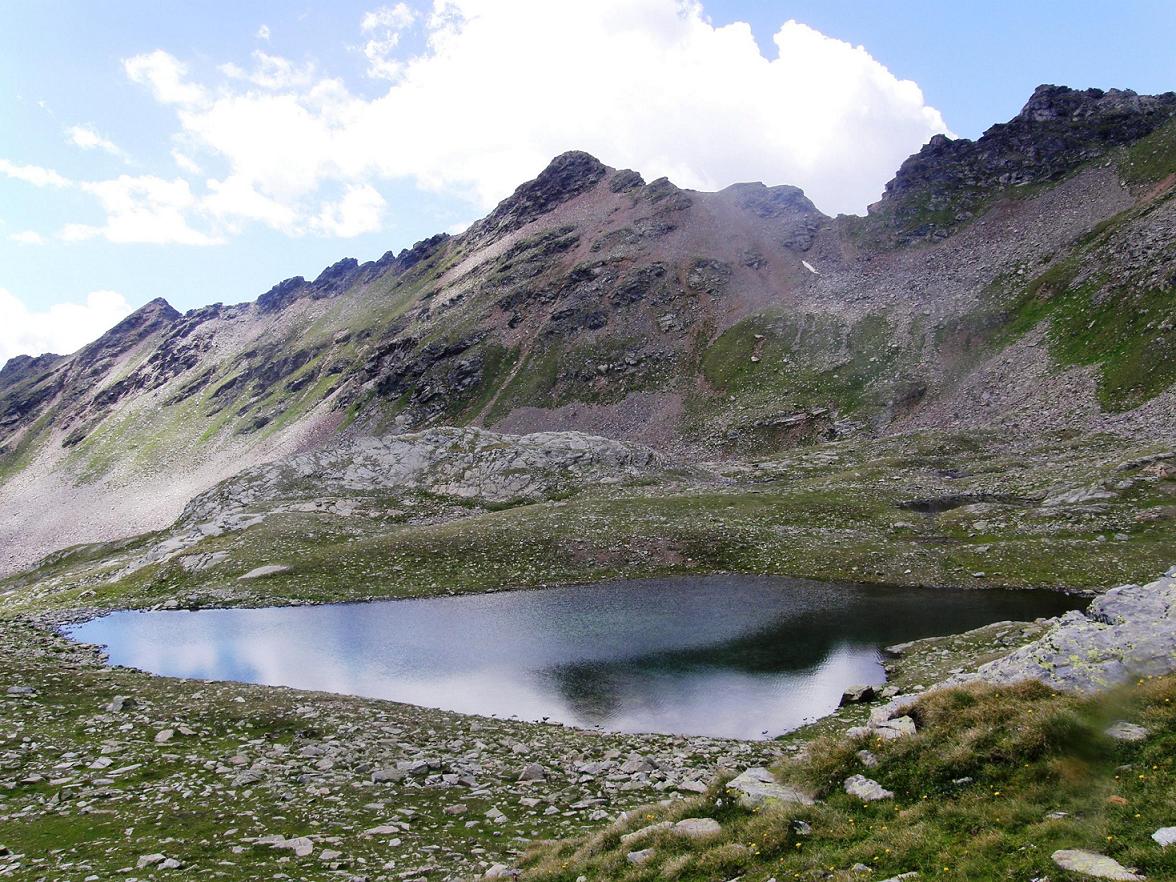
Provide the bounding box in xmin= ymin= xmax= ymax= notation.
xmin=840 ymin=684 xmax=877 ymax=706
xmin=1105 ymin=721 xmax=1150 ymax=742
xmin=626 ymin=848 xmax=655 ymax=865
xmin=1152 ymin=826 xmax=1176 ymax=847
xmin=517 ymin=762 xmax=546 ymax=782
xmin=844 ymin=774 xmax=894 ymax=802
xmin=672 ymin=817 xmax=721 ymax=840
xmin=1051 ymin=849 xmax=1143 ymax=881
xmin=727 ymin=767 xmax=814 ymax=809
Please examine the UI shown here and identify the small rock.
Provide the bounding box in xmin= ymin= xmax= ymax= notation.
xmin=104 ymin=695 xmax=133 ymax=713
xmin=1152 ymin=826 xmax=1176 ymax=847
xmin=620 ymin=753 xmax=656 ymax=775
xmin=672 ymin=817 xmax=721 ymax=840
xmin=1105 ymin=721 xmax=1150 ymax=742
xmin=626 ymin=848 xmax=655 ymax=865
xmin=238 ymin=564 xmax=291 ymax=581
xmin=844 ymin=774 xmax=894 ymax=802
xmin=137 ymin=854 xmax=166 ymax=869
xmin=483 ymin=864 xmax=517 ymax=879
xmin=517 ymin=762 xmax=546 ymax=782
xmin=372 ymin=767 xmax=406 ymax=783
xmin=856 ymin=749 xmax=878 ymax=768
xmin=840 ymin=684 xmax=877 ymax=706
xmin=1051 ymin=849 xmax=1143 ymax=880
xmin=154 ymin=729 xmax=174 ymax=744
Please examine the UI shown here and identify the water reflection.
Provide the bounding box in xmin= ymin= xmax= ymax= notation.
xmin=68 ymin=575 xmax=1085 ymax=739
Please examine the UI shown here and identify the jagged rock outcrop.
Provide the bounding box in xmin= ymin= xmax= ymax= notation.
xmin=872 ymin=85 xmax=1176 ymax=242
xmin=466 ymin=151 xmax=608 ymax=246
xmin=959 ymin=567 xmax=1176 ymax=692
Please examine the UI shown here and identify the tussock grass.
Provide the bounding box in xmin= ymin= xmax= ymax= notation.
xmin=522 ymin=676 xmax=1176 ymax=881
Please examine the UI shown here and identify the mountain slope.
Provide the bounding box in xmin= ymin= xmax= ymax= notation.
xmin=2 ymin=84 xmax=1175 ymax=575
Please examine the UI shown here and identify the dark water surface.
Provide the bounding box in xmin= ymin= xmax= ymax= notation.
xmin=68 ymin=576 xmax=1086 ymax=739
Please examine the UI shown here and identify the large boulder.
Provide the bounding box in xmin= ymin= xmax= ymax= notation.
xmin=726 ymin=767 xmax=814 ymax=810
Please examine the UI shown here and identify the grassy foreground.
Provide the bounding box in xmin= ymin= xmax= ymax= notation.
xmin=523 ymin=677 xmax=1176 ymax=882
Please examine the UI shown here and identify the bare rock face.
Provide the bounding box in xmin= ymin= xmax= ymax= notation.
xmin=873 ymin=84 xmax=1176 ymax=242
xmin=118 ymin=427 xmax=676 ymax=575
xmin=466 ymin=150 xmax=608 ymax=245
xmin=958 ymin=568 xmax=1176 ymax=692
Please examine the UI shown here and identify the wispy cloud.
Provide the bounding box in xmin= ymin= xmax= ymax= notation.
xmin=66 ymin=125 xmax=131 ymax=162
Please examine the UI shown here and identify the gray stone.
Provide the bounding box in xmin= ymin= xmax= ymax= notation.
xmin=1105 ymin=721 xmax=1150 ymax=742
xmin=517 ymin=762 xmax=546 ymax=781
xmin=672 ymin=817 xmax=721 ymax=839
xmin=727 ymin=767 xmax=814 ymax=809
xmin=483 ymin=864 xmax=517 ymax=879
xmin=1152 ymin=826 xmax=1176 ymax=847
xmin=620 ymin=753 xmax=656 ymax=774
xmin=840 ymin=684 xmax=877 ymax=706
xmin=626 ymin=848 xmax=655 ymax=865
xmin=1051 ymin=849 xmax=1143 ymax=880
xmin=856 ymin=749 xmax=879 ymax=768
xmin=955 ymin=573 xmax=1176 ymax=693
xmin=844 ymin=774 xmax=894 ymax=802
xmin=621 ymin=822 xmax=672 ymax=844
xmin=104 ymin=695 xmax=133 ymax=713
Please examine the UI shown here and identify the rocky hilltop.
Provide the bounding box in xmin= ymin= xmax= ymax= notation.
xmin=1 ymin=84 xmax=1175 ymax=573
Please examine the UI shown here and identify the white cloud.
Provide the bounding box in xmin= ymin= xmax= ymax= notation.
xmin=220 ymin=51 xmax=317 ymax=89
xmin=310 ymin=184 xmax=386 ymax=237
xmin=66 ymin=125 xmax=130 ymax=161
xmin=123 ymin=50 xmax=207 ymax=106
xmin=171 ymin=149 xmax=202 ymax=174
xmin=0 ymin=158 xmax=69 ymax=188
xmin=0 ymin=288 xmax=135 ymax=365
xmin=63 ymin=175 xmax=221 ymax=245
xmin=362 ymin=3 xmax=416 ymax=32
xmin=257 ymin=24 xmax=271 ymax=41
xmin=122 ymin=0 xmax=950 ymax=234
xmin=202 ymin=174 xmax=299 ymax=233
xmin=9 ymin=231 xmax=46 ymax=245
xmin=361 ymin=3 xmax=417 ymax=79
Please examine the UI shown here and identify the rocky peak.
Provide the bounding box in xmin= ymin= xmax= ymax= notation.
xmin=79 ymin=298 xmax=180 ymax=359
xmin=0 ymin=352 xmax=62 ymax=388
xmin=256 ymin=258 xmax=363 ymax=314
xmin=722 ymin=182 xmax=824 ymax=220
xmin=465 ymin=150 xmax=608 ymax=245
xmin=1016 ymin=84 xmax=1175 ymax=124
xmin=871 ymin=84 xmax=1176 ymax=243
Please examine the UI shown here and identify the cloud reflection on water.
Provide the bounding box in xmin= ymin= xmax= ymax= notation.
xmin=70 ymin=575 xmax=1086 ymax=739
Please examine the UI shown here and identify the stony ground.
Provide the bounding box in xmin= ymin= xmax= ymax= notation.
xmin=0 ymin=616 xmax=777 ymax=882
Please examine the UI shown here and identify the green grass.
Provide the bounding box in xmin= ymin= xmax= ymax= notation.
xmin=8 ymin=430 xmax=1174 ymax=616
xmin=1121 ymin=117 xmax=1176 ymax=184
xmin=523 ymin=676 xmax=1176 ymax=882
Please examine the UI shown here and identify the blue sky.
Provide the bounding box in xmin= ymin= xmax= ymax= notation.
xmin=1 ymin=0 xmax=1174 ymax=363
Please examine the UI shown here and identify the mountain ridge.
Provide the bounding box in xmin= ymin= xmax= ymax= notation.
xmin=1 ymin=83 xmax=1174 ymax=576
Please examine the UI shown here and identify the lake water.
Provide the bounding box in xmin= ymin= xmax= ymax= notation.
xmin=68 ymin=576 xmax=1086 ymax=739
